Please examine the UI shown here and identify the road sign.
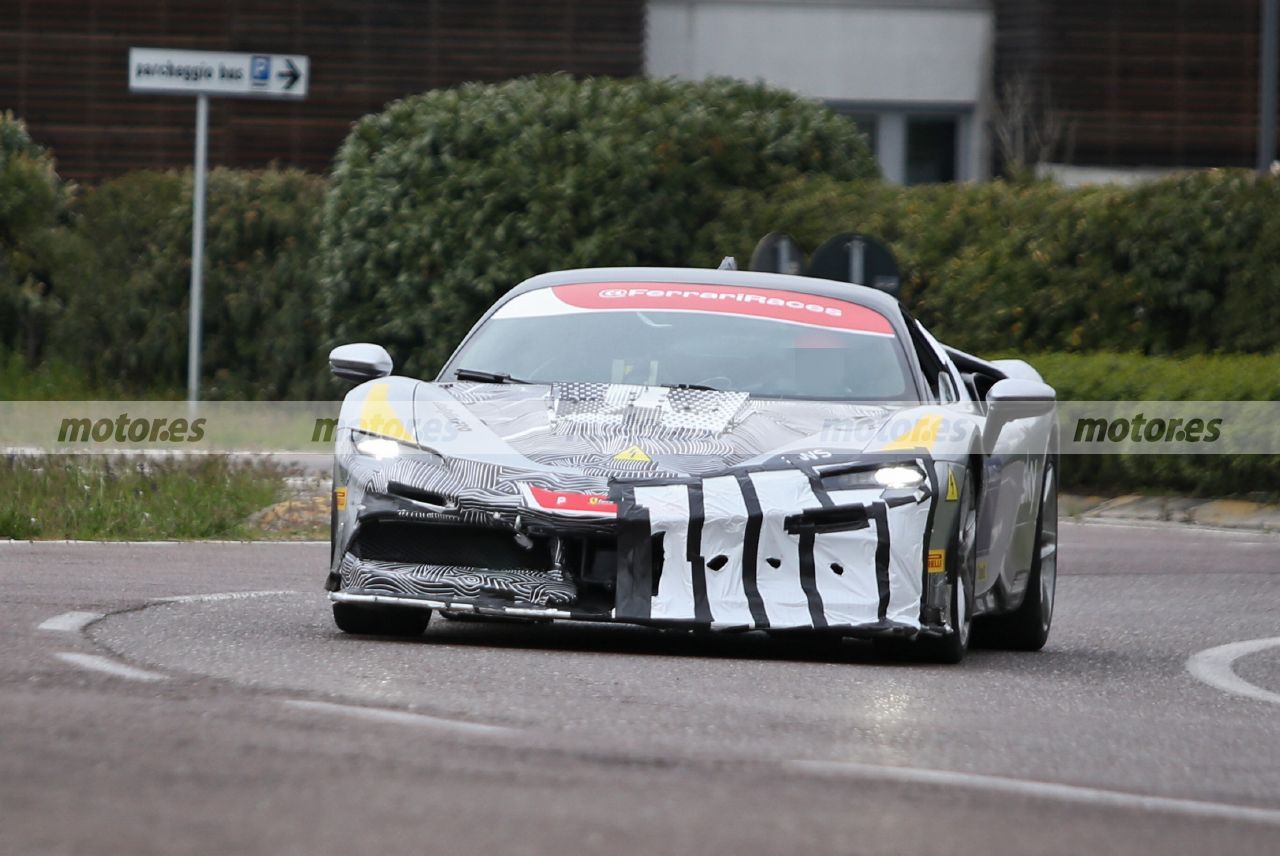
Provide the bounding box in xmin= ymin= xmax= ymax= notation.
xmin=807 ymin=233 xmax=901 ymax=297
xmin=129 ymin=46 xmax=310 ymax=405
xmin=129 ymin=48 xmax=309 ymax=99
xmin=749 ymin=232 xmax=806 ymax=276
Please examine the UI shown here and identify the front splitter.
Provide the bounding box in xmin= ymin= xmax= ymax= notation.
xmin=329 ymin=590 xmax=938 ymax=639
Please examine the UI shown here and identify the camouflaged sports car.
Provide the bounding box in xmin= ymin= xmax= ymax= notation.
xmin=325 ymin=267 xmax=1058 ymax=662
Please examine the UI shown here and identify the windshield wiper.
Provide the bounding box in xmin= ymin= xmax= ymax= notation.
xmin=661 ymin=382 xmax=720 ymax=392
xmin=452 ymin=368 xmax=531 ymax=384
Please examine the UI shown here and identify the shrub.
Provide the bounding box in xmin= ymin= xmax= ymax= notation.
xmin=0 ymin=111 xmax=72 ymax=363
xmin=1028 ymin=352 xmax=1280 ymax=496
xmin=51 ymin=167 xmax=331 ymax=399
xmin=319 ymin=74 xmax=877 ymax=378
xmin=696 ymin=170 xmax=1280 ymax=357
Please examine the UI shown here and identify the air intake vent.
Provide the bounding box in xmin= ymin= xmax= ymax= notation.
xmin=352 ymin=520 xmax=552 ymax=570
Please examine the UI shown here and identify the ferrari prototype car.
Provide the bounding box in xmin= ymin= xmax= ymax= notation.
xmin=325 ymin=267 xmax=1058 ymax=662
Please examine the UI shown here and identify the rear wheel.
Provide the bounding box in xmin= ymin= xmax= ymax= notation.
xmin=332 ymin=602 xmax=431 ymax=637
xmin=976 ymin=462 xmax=1057 ymax=651
xmin=919 ymin=471 xmax=977 ymax=664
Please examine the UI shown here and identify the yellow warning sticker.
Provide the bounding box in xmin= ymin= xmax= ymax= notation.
xmin=613 ymin=445 xmax=651 ymax=463
xmin=946 ymin=471 xmax=960 ymax=502
xmin=335 ymin=487 xmax=347 ymax=512
xmin=927 ymin=549 xmax=946 ymax=573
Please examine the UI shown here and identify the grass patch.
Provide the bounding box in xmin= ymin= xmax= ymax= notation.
xmin=0 ymin=455 xmax=295 ymax=540
xmin=0 ymin=349 xmax=180 ymax=401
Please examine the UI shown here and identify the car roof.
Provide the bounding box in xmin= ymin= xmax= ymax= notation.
xmin=504 ymin=267 xmax=907 ymax=318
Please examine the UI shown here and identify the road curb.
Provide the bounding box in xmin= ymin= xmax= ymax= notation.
xmin=1064 ymin=493 xmax=1280 ymax=532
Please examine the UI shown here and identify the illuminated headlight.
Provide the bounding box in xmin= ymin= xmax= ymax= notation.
xmin=820 ymin=463 xmax=926 ymax=491
xmin=873 ymin=465 xmax=926 ymax=489
xmin=350 ymin=431 xmax=447 ymax=469
xmin=354 ymin=435 xmax=403 ymax=460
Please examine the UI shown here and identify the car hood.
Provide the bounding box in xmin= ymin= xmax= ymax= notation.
xmin=409 ymin=380 xmax=912 ymax=479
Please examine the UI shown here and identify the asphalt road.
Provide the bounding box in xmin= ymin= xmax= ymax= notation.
xmin=2 ymin=521 xmax=1278 ymax=855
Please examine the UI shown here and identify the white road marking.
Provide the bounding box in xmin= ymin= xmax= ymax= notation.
xmin=282 ymin=699 xmax=517 ymax=737
xmin=1187 ymin=637 xmax=1280 ymax=707
xmin=787 ymin=760 xmax=1280 ymax=827
xmin=152 ymin=590 xmax=299 ymax=605
xmin=38 ymin=611 xmax=104 ymax=633
xmin=55 ymin=652 xmax=169 ymax=683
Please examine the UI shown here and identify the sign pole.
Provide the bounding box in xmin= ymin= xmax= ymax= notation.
xmin=189 ymin=93 xmax=208 ymax=406
xmin=128 ymin=46 xmax=309 ymax=406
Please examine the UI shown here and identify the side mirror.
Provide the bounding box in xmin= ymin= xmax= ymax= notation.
xmin=985 ymin=378 xmax=1056 ymax=451
xmin=987 ymin=378 xmax=1056 ymax=414
xmin=329 ymin=343 xmax=393 ymax=383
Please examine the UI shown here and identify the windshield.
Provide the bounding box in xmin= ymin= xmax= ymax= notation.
xmin=444 ymin=282 xmax=917 ymax=401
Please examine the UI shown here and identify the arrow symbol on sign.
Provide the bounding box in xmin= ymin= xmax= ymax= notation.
xmin=277 ymin=58 xmax=301 ymax=89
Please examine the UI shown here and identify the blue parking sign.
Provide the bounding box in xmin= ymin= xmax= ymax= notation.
xmin=250 ymin=55 xmax=270 ymax=86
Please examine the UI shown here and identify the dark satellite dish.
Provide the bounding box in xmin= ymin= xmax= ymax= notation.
xmin=807 ymin=233 xmax=901 ymax=297
xmin=749 ymin=232 xmax=806 ymax=276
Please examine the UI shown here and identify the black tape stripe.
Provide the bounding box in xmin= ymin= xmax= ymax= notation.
xmin=796 ymin=529 xmax=827 ymax=628
xmin=685 ymin=482 xmax=712 ymax=623
xmin=919 ymin=460 xmax=941 ymax=624
xmin=734 ymin=472 xmax=770 ymax=629
xmin=797 ymin=470 xmax=830 ymax=627
xmin=614 ymin=489 xmax=653 ymax=620
xmin=871 ymin=501 xmax=892 ymax=620
xmin=803 ymin=467 xmax=836 ymax=509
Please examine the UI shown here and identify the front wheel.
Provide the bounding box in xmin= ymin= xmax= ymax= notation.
xmin=332 ymin=602 xmax=431 ymax=637
xmin=975 ymin=461 xmax=1057 ymax=651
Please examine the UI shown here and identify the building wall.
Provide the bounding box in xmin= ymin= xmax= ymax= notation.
xmin=995 ymin=0 xmax=1269 ymax=169
xmin=0 ymin=0 xmax=645 ymax=182
xmin=647 ymin=0 xmax=995 ymax=182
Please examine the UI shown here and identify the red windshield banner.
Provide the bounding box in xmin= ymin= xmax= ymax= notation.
xmin=550 ymin=282 xmax=895 ymax=335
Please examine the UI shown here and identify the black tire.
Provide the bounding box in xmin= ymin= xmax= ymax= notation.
xmin=918 ymin=470 xmax=977 ymax=664
xmin=975 ymin=462 xmax=1058 ymax=651
xmin=332 ymin=602 xmax=431 ymax=637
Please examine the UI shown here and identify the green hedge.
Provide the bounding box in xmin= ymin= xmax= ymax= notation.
xmin=1030 ymin=352 xmax=1280 ymax=401
xmin=695 ymin=171 xmax=1280 ymax=357
xmin=320 ymin=75 xmax=878 ymax=379
xmin=1029 ymin=352 xmax=1280 ymax=496
xmin=49 ymin=167 xmax=333 ymax=399
xmin=0 ymin=111 xmax=71 ymax=363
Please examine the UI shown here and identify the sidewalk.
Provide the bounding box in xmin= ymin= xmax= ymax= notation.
xmin=1063 ymin=494 xmax=1280 ymax=532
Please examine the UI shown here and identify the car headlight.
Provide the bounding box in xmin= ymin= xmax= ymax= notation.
xmin=820 ymin=463 xmax=927 ymax=491
xmin=349 ymin=430 xmax=445 ymax=467
xmin=872 ymin=465 xmax=927 ymax=489
xmin=354 ymin=434 xmax=404 ymax=460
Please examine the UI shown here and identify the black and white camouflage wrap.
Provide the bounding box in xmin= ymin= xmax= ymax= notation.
xmin=614 ymin=471 xmax=930 ymax=631
xmin=329 ymin=378 xmax=965 ymax=634
xmin=338 ymin=554 xmax=577 ymax=607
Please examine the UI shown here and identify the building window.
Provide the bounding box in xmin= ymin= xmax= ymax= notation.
xmin=906 ymin=117 xmax=957 ymax=185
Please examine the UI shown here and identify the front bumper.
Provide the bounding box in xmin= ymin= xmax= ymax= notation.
xmin=328 ymin=589 xmax=935 ymax=638
xmin=332 ymin=460 xmax=949 ymax=638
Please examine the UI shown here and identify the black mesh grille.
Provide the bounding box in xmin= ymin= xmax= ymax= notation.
xmin=352 ymin=520 xmax=552 ymax=570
